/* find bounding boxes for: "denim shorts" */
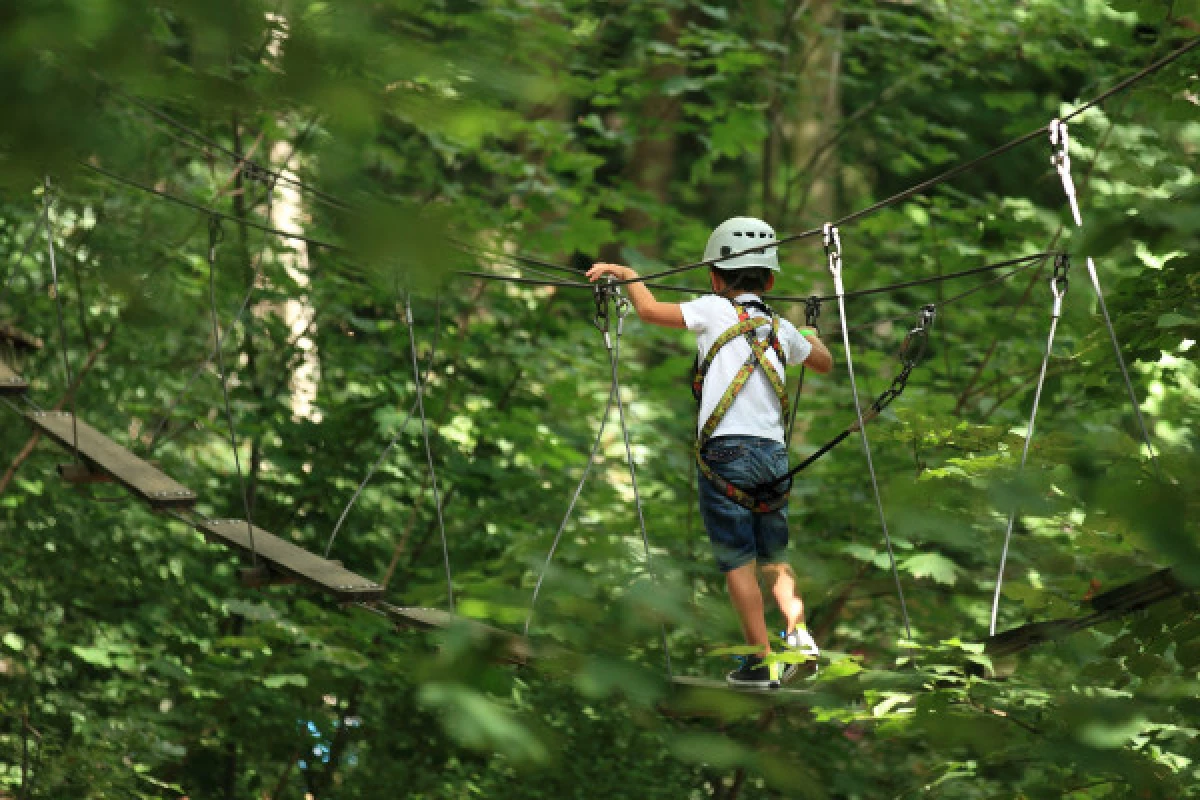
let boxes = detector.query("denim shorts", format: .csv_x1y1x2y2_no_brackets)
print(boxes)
697,435,790,573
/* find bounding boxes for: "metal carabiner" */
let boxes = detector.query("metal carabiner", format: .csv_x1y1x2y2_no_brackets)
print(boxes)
1050,253,1070,317
804,295,822,329
823,223,844,294
899,304,936,368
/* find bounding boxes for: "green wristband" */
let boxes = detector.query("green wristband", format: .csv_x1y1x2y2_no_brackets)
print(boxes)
798,327,817,337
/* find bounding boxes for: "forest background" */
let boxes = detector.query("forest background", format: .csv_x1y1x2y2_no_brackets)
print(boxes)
0,0,1198,797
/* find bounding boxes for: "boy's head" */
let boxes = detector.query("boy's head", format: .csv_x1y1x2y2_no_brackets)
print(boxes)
703,216,779,296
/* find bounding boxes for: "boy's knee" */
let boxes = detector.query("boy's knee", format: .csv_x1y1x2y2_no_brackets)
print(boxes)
759,562,795,581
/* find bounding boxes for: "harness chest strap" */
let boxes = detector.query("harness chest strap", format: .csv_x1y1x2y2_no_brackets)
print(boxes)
694,302,791,513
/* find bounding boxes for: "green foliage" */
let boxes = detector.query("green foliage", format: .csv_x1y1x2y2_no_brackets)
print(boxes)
1,0,1197,798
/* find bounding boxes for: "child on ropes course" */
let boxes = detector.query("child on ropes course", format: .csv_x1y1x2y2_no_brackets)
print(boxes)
587,216,833,689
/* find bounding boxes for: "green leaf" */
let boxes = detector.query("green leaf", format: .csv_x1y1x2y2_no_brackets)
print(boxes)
902,553,959,585
2,632,24,652
262,674,308,689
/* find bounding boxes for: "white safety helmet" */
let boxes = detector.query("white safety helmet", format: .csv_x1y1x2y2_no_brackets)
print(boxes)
703,216,780,272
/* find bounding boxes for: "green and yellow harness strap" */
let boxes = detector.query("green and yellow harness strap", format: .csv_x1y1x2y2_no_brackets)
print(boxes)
694,305,791,514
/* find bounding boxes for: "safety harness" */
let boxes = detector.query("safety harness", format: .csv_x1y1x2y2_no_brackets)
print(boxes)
692,298,791,514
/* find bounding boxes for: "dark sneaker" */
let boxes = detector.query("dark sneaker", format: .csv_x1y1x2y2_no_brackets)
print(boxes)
726,656,781,690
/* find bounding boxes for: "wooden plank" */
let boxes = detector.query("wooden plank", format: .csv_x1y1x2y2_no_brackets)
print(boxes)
986,569,1190,658
379,605,530,662
0,361,27,396
193,518,383,603
670,675,813,696
25,411,196,509
0,323,42,352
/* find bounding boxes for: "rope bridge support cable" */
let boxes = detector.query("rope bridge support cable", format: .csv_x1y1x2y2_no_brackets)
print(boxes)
206,217,258,566
988,255,1071,636
1049,117,1162,478
606,286,673,678
324,296,442,561
824,224,914,645
405,293,455,612
524,284,624,638
41,179,81,464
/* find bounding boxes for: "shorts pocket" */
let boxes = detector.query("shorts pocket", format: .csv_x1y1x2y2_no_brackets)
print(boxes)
702,443,745,464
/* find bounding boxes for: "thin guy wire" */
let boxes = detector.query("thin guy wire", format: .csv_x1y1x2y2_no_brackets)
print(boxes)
41,181,80,462
2,215,45,305
113,90,352,213
1083,258,1161,478
832,277,914,644
459,39,1199,290
406,293,454,611
608,305,673,677
206,220,258,565
324,295,443,559
145,189,280,453
79,161,349,255
525,354,619,637
989,284,1064,635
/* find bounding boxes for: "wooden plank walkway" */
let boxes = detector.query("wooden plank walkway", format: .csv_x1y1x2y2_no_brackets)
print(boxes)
670,675,813,696
377,604,530,661
193,518,383,603
25,411,197,509
0,361,27,396
0,323,42,353
986,568,1187,658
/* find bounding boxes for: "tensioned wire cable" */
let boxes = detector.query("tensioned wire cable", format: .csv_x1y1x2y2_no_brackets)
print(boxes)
525,334,620,638
607,296,673,677
324,295,443,560
989,265,1068,636
99,36,1198,291
206,217,259,565
41,180,81,463
825,226,914,644
406,292,455,611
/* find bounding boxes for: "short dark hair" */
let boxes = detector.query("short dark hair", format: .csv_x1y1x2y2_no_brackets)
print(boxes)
712,266,772,293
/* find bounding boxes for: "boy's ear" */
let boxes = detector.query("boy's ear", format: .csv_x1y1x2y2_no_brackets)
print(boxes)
765,273,776,292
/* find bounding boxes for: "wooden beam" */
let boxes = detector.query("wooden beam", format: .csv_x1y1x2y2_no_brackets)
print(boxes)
377,604,530,662
986,569,1189,659
25,411,197,509
669,675,813,696
57,462,115,484
193,518,383,603
0,361,27,396
0,323,42,353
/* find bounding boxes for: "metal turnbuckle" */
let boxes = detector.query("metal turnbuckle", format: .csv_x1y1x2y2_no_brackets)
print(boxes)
1050,253,1070,317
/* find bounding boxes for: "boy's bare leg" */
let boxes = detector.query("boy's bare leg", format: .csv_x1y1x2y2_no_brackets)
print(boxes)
760,563,805,633
726,562,770,657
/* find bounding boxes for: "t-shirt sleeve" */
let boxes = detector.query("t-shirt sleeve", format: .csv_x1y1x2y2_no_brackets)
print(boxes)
780,319,814,367
680,295,724,334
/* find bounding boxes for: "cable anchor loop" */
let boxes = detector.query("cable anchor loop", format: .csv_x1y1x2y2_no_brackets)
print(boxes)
1050,252,1070,316
1049,118,1082,227
207,215,224,262
804,295,822,329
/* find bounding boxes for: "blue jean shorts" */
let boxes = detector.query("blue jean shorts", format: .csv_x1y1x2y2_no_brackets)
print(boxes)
697,435,790,573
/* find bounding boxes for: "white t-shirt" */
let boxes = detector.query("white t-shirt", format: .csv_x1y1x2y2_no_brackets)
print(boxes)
680,293,813,443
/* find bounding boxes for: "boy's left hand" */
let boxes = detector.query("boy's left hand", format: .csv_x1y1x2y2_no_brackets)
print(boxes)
586,263,637,283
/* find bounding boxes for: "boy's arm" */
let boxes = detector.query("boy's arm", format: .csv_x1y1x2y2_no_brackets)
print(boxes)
801,333,834,373
586,263,686,329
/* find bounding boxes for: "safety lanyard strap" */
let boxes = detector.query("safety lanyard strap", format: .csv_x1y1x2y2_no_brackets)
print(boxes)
698,311,788,444
694,309,791,514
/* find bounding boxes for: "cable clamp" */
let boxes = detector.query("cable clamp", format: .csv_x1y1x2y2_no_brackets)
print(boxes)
804,295,822,330
207,215,224,263
1050,253,1070,316
823,223,844,293
1049,119,1082,227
